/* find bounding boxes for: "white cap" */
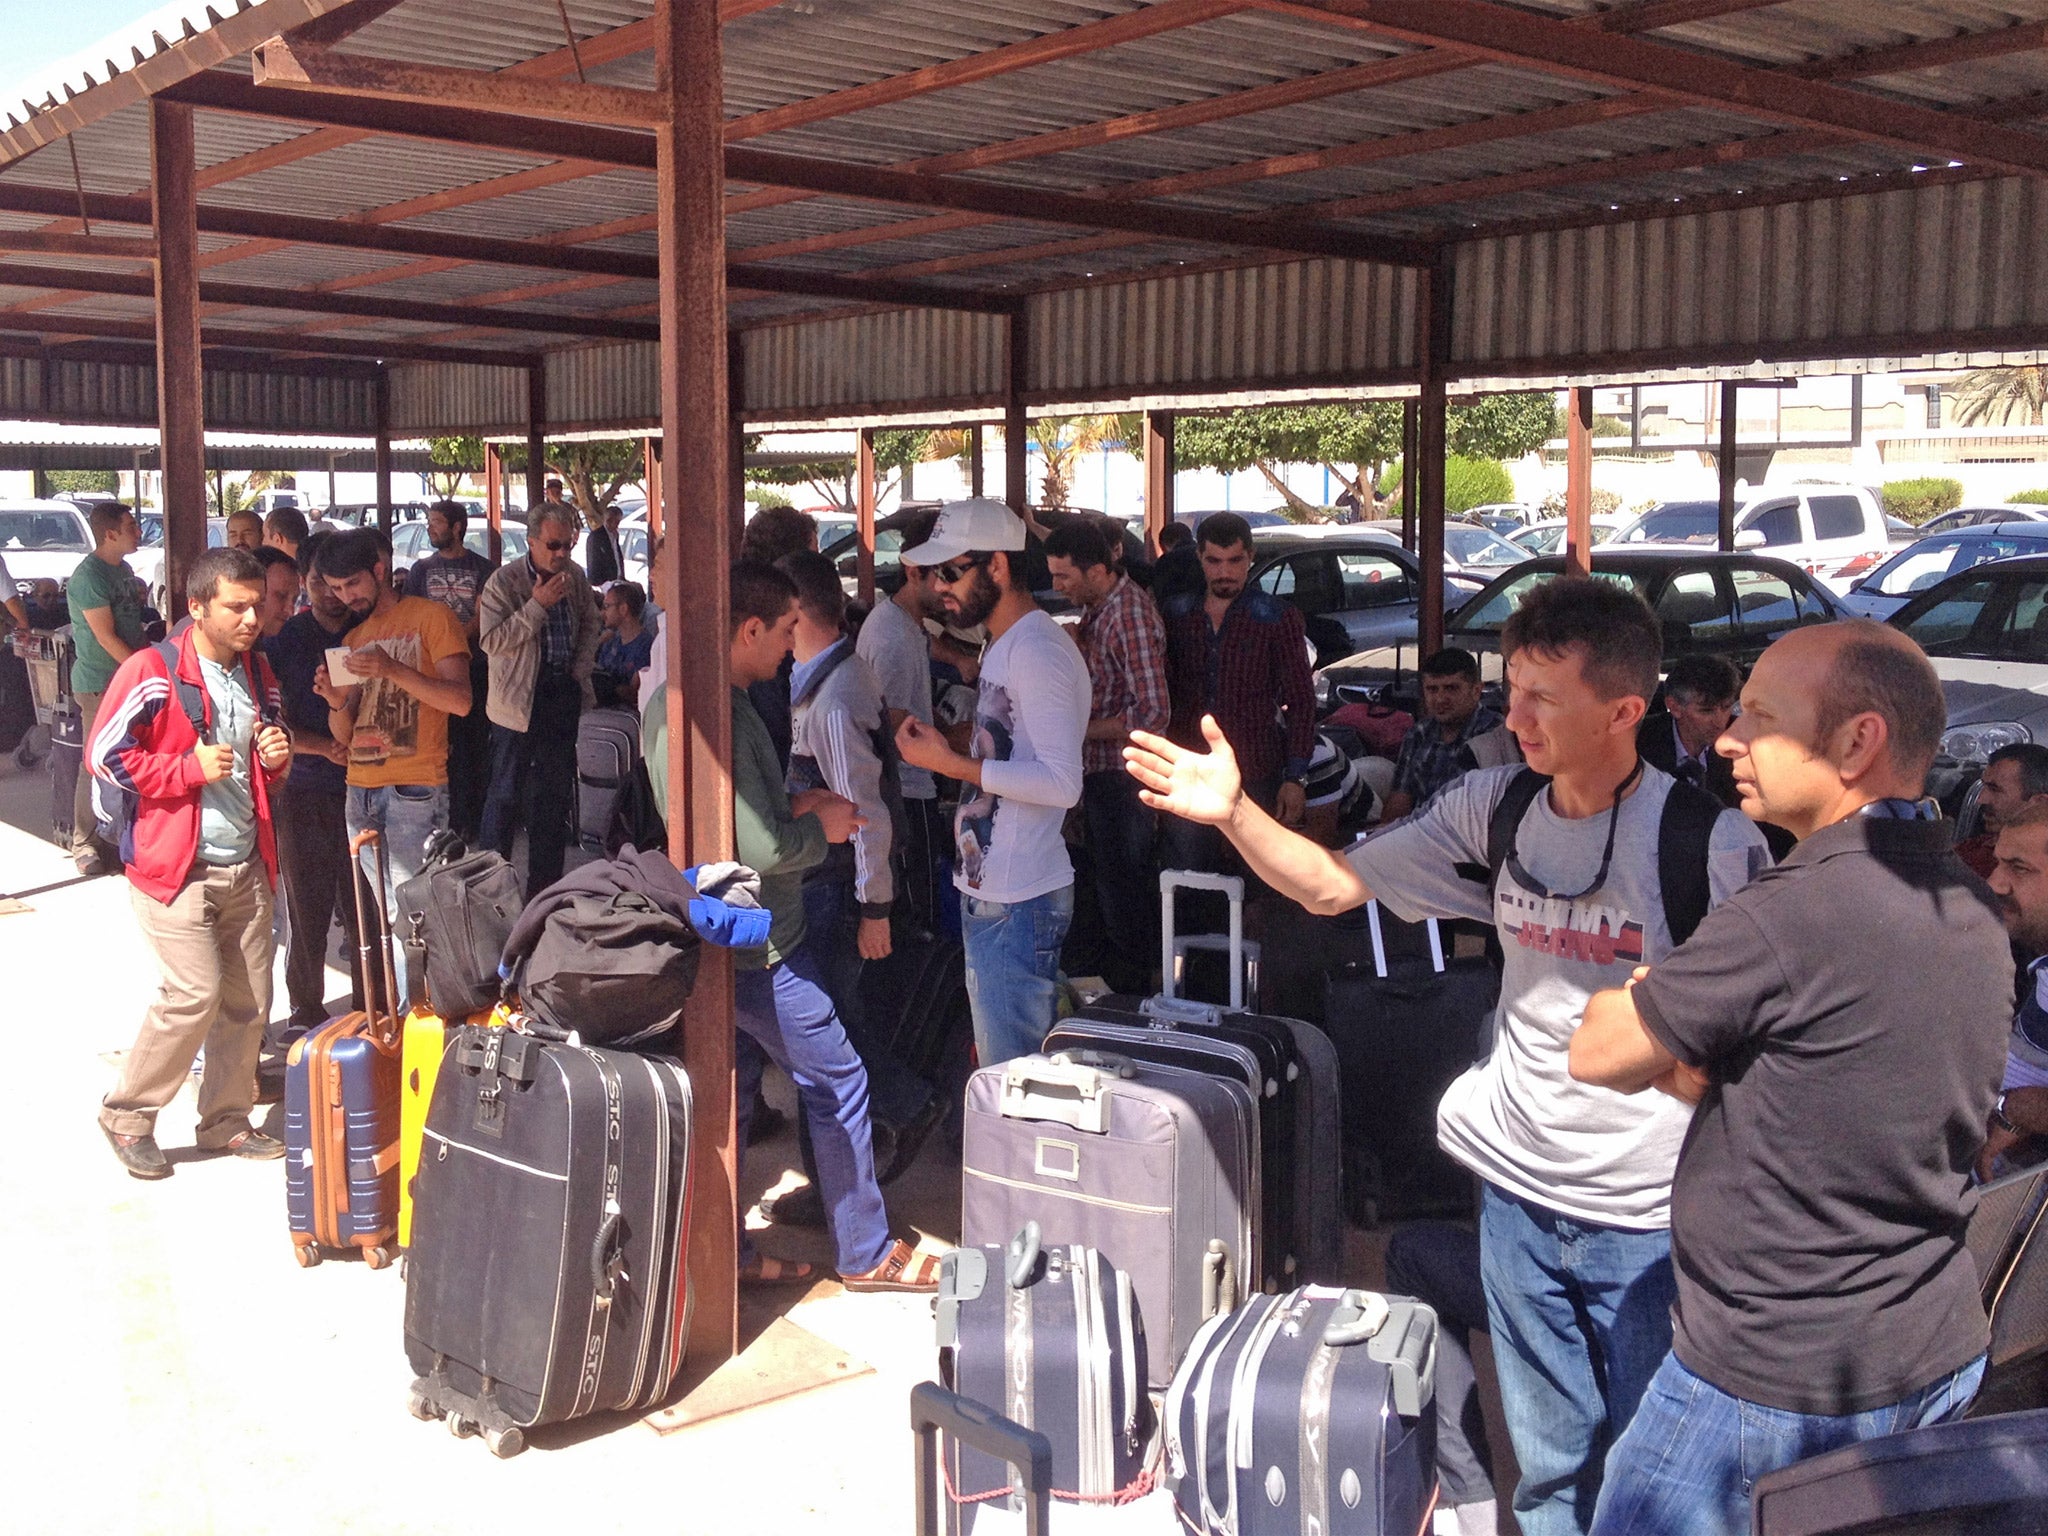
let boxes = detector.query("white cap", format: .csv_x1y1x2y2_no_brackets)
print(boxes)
899,496,1026,568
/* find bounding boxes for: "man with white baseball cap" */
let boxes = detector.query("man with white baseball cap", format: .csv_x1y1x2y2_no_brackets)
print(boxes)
893,498,1090,1066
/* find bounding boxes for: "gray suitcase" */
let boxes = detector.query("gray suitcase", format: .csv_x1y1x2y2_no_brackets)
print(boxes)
962,1048,1256,1393
936,1222,1152,1525
575,706,642,853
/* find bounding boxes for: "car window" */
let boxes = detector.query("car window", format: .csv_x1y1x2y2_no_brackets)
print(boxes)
1615,504,1717,545
1894,575,2048,661
1444,525,1524,565
1455,568,1644,632
1727,567,1811,636
1336,550,1411,608
1743,501,1802,548
1873,539,1969,596
1808,495,1867,542
1653,569,1733,643
0,511,89,552
1256,559,1297,599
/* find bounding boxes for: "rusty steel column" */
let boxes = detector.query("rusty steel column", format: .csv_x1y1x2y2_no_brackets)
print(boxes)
1416,260,1450,660
728,333,747,545
151,100,205,610
970,423,985,497
373,368,393,533
856,426,877,606
1565,386,1594,577
484,443,503,560
1143,410,1174,554
644,435,662,539
1718,380,1739,553
1400,397,1418,553
1004,314,1028,516
525,366,546,522
655,0,738,1367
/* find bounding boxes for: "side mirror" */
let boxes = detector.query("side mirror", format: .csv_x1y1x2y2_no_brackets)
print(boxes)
1734,528,1766,550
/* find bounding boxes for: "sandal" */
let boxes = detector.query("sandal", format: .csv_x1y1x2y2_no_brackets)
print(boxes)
739,1254,816,1286
841,1238,942,1294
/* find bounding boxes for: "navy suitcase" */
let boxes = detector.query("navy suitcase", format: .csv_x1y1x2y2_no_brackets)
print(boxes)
937,1222,1153,1525
284,828,404,1269
403,1021,695,1457
1167,1286,1439,1536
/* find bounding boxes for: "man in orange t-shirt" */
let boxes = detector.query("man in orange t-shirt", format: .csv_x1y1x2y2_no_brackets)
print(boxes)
310,529,472,1004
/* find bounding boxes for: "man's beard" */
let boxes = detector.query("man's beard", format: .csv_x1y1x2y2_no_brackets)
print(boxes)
1207,578,1242,601
947,565,1000,629
433,531,462,554
346,596,375,620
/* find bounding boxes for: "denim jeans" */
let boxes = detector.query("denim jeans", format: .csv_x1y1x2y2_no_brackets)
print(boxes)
346,781,448,1010
1385,1221,1496,1509
961,883,1074,1068
733,939,893,1277
480,669,581,899
1479,1182,1678,1536
1080,771,1159,994
1591,1350,1987,1536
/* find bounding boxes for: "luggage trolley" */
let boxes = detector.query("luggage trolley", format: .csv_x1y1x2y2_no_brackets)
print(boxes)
12,627,71,769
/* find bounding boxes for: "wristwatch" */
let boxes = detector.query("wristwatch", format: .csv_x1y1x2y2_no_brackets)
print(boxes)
1993,1091,2022,1136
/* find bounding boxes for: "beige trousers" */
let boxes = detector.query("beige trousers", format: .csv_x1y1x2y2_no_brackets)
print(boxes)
101,860,275,1145
71,689,101,857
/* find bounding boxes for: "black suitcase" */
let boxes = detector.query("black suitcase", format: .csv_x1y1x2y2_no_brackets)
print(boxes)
0,646,32,756
1324,902,1496,1228
1166,1286,1438,1536
937,1222,1153,1523
403,1023,694,1457
48,698,81,849
1049,870,1344,1291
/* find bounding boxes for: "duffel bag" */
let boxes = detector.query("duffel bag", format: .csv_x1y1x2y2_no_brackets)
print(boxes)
394,831,524,1016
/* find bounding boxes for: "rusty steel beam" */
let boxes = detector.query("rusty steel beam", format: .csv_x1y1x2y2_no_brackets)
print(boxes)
0,309,539,367
253,37,668,127
1791,19,2048,82
285,0,415,49
0,230,158,260
153,99,206,616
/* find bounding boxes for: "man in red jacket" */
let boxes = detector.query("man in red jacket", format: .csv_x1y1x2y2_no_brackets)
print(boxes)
92,547,293,1179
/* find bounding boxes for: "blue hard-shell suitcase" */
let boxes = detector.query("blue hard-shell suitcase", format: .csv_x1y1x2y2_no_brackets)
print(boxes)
284,828,403,1269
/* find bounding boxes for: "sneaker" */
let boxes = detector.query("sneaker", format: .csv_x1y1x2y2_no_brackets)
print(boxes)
101,1124,171,1180
73,849,105,879
222,1129,287,1161
762,1181,826,1229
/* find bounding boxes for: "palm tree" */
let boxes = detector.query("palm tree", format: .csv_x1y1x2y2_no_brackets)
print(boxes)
1026,415,1122,508
1954,366,2048,427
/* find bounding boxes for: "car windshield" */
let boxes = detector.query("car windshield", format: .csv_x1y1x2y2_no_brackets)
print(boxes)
1445,524,1525,565
1514,526,1563,555
1869,536,2048,597
1896,573,2048,662
1454,567,1647,633
0,509,89,553
1614,502,1718,545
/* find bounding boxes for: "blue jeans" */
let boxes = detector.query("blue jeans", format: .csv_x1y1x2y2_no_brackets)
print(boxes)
1592,1350,1986,1536
346,781,448,1010
733,940,892,1277
1480,1182,1677,1536
960,884,1074,1068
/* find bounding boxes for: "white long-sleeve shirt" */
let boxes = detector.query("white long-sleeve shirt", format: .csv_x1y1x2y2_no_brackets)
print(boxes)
954,608,1089,905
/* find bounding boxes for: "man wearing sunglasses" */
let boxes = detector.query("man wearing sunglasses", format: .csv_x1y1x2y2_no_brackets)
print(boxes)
895,497,1091,1067
478,504,603,897
1127,576,1770,1536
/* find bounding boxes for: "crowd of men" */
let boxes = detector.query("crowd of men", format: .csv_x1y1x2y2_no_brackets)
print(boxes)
66,489,2045,1534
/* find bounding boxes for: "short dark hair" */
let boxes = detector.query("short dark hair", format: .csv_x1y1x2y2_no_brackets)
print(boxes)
1158,521,1191,551
253,545,297,576
895,509,938,565
428,498,468,528
1500,575,1660,702
1813,623,1947,784
226,507,263,529
187,546,264,607
298,529,332,579
264,506,309,546
314,528,384,582
730,558,797,637
1663,653,1742,709
89,502,134,541
607,580,646,619
1043,518,1113,572
1422,646,1480,683
1195,512,1254,555
1990,742,2048,798
741,505,818,566
777,550,846,631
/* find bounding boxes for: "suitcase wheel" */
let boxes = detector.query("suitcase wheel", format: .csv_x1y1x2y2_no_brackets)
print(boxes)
363,1244,394,1271
485,1427,525,1460
406,1387,441,1423
293,1243,322,1269
447,1413,479,1440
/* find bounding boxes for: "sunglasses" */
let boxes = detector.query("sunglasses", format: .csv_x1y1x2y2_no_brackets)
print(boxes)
538,539,574,553
933,553,994,585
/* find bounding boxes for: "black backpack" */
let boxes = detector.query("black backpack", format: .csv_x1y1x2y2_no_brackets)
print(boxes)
394,831,525,1017
1461,765,1727,947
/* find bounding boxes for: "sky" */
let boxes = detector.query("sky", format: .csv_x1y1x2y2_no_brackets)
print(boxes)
0,0,176,110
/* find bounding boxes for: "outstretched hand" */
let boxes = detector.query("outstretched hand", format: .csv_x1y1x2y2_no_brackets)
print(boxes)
1124,715,1243,826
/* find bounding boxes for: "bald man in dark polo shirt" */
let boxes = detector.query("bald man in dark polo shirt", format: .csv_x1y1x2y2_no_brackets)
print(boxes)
1568,619,2011,1536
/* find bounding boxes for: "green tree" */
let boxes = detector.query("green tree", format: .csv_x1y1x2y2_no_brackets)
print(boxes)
1954,366,2048,427
1027,416,1124,509
1172,403,1404,516
543,440,642,527
1447,392,1561,461
1444,456,1516,514
743,430,933,512
46,469,118,495
425,436,482,498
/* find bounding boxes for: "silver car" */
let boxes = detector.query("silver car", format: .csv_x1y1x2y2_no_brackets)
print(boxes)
1839,522,2048,620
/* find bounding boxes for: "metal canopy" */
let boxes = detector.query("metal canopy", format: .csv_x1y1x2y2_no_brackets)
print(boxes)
0,0,2043,426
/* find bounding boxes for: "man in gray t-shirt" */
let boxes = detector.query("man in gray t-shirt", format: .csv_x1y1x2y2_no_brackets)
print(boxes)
1126,577,1768,1536
855,521,949,930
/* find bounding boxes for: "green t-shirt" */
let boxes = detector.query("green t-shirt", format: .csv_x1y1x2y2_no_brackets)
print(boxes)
67,553,144,695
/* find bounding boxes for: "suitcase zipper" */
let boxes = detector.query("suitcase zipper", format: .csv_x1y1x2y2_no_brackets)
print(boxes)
420,1127,569,1181
963,1166,1171,1216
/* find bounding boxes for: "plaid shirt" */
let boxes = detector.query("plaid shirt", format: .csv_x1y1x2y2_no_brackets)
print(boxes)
1390,705,1504,807
1077,574,1171,775
530,556,575,669
1163,588,1317,792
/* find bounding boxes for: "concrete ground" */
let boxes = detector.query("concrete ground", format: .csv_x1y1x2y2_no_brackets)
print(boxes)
0,721,1518,1536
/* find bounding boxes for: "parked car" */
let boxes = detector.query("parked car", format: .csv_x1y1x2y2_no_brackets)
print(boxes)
1837,522,2048,619
1915,503,2048,537
572,518,650,590
1314,549,1841,706
1510,515,1627,557
1246,530,1485,665
1612,485,1891,593
0,500,94,599
389,518,528,582
1884,554,2048,806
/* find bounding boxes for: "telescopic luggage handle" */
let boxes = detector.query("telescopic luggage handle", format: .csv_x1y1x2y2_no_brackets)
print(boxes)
911,1383,1052,1536
1158,869,1246,1010
347,827,403,1049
